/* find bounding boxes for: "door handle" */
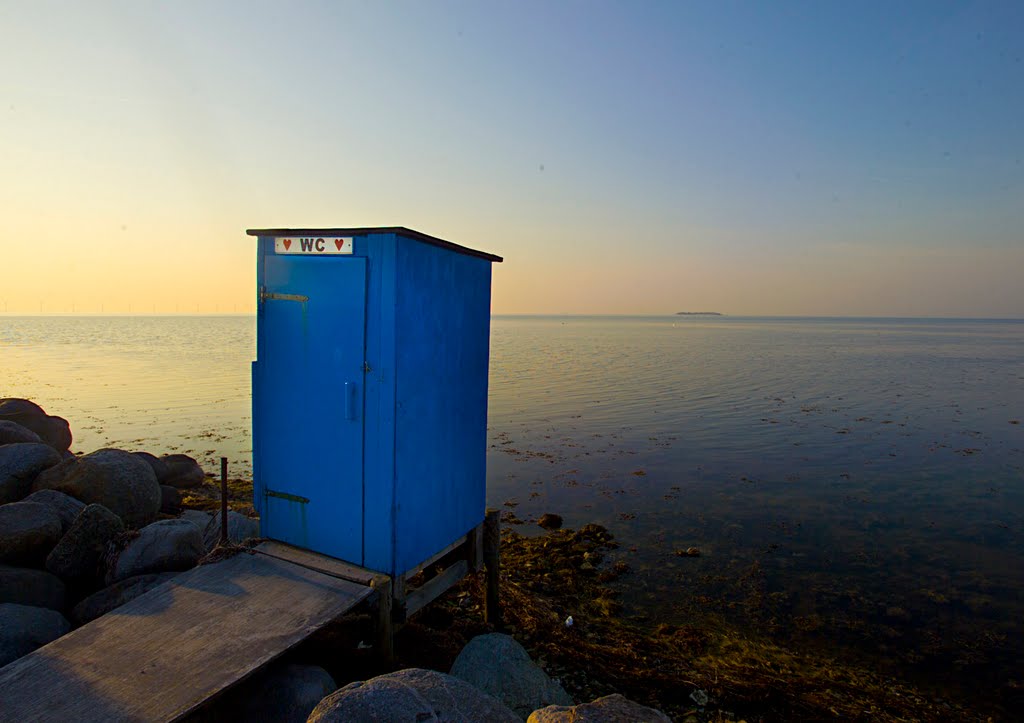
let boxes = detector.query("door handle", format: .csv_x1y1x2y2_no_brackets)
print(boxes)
344,381,358,421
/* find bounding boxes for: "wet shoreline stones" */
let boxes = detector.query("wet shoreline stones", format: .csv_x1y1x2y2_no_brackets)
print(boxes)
0,398,261,668
33,449,162,528
0,399,677,721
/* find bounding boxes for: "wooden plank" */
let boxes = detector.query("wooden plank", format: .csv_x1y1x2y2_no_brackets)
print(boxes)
254,540,377,585
404,559,468,618
0,550,372,723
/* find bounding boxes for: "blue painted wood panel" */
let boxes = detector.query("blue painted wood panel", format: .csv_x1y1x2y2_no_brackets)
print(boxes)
252,229,497,577
254,254,367,563
393,241,492,574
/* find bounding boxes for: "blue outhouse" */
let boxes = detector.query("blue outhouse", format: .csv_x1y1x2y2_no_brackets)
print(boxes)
247,227,502,579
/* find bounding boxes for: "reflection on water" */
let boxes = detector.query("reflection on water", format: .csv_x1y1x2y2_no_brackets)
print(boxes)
486,315,1024,700
1,314,1022,699
0,316,255,476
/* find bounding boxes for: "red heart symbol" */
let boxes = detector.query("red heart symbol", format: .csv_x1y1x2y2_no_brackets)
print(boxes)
335,239,344,251
283,239,292,250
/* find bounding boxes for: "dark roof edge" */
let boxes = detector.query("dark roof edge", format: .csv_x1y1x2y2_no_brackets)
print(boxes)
245,226,503,263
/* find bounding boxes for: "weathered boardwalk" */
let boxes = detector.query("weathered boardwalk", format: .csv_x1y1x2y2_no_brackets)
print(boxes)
0,543,374,723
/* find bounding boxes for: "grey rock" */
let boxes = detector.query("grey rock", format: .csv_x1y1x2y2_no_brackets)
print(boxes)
160,485,182,514
33,448,161,528
186,662,335,723
308,668,519,723
179,510,212,531
22,490,86,533
451,633,572,719
0,565,66,610
134,452,171,484
0,501,63,565
202,510,259,552
0,443,62,504
537,513,564,531
160,453,205,489
46,504,124,584
106,519,205,583
0,421,43,445
0,399,72,453
0,399,47,417
527,694,672,723
70,572,179,625
0,602,71,667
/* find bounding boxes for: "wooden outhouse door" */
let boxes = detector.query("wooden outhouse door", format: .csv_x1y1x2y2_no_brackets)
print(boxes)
255,254,367,563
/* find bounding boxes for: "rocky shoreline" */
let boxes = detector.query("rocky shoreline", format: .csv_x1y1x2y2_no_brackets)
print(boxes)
0,398,678,721
0,398,1003,721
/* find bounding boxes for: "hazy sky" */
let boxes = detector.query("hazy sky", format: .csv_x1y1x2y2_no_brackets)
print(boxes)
2,1,1022,316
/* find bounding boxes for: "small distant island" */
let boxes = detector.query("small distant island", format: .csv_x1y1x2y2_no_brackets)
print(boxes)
675,311,723,316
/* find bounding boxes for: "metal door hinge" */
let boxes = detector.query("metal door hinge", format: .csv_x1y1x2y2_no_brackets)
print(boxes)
259,286,309,304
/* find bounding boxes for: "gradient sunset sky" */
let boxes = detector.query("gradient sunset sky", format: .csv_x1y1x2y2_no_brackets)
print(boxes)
2,1,1022,316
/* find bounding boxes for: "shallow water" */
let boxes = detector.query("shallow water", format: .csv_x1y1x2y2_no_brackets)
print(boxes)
2,314,1022,695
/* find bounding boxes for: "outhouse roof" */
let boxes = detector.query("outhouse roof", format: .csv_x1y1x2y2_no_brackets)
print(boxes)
246,227,503,263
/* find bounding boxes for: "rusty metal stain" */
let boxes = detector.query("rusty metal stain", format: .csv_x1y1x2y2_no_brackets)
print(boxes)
265,488,310,504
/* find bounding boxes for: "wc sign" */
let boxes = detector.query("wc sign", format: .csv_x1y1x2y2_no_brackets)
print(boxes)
274,237,353,255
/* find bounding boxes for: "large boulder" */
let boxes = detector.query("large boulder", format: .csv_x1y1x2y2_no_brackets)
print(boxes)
0,501,63,565
0,399,72,453
106,519,205,583
308,668,520,723
0,400,46,417
0,421,42,445
22,490,86,533
133,452,171,484
527,694,672,723
0,565,66,610
0,443,62,504
71,572,179,625
160,454,205,489
187,662,335,723
0,603,70,667
46,504,124,584
450,633,573,718
32,448,161,528
202,510,259,552
160,485,182,514
179,510,212,531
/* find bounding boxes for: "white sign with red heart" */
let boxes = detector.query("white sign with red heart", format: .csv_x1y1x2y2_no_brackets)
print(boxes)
274,237,353,254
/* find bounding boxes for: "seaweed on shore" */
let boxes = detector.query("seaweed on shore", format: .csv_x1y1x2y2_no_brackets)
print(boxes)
179,475,256,516
426,525,995,722
181,484,1000,720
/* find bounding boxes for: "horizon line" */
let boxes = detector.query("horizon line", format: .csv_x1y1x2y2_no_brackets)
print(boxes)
1,312,1022,321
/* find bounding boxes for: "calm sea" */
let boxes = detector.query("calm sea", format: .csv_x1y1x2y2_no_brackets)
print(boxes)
2,314,1022,696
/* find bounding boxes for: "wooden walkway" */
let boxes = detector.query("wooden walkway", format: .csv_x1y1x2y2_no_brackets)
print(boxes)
0,543,374,723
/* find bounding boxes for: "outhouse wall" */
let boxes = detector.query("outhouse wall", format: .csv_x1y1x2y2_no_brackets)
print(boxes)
392,238,492,575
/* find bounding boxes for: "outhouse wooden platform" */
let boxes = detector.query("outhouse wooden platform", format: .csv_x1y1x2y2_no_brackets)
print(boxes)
0,543,378,723
0,513,499,723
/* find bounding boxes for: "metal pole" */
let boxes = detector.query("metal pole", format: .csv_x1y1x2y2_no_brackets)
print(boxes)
483,508,502,628
220,457,229,546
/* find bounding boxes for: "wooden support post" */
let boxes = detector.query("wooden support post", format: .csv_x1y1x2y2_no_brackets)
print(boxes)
370,575,394,665
468,520,485,573
483,508,502,628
